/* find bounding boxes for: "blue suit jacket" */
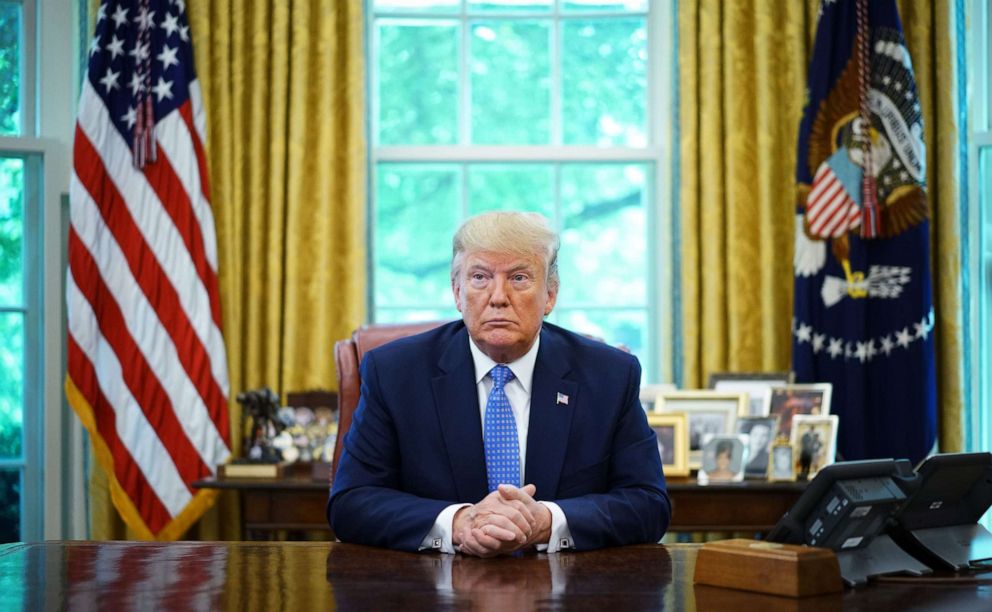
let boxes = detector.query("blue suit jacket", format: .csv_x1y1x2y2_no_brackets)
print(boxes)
327,321,671,551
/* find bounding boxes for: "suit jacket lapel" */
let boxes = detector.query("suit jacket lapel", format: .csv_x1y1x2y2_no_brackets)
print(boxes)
431,327,489,502
525,326,576,499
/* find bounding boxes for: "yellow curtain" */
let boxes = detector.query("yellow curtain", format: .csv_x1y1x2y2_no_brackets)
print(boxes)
678,1,962,448
678,0,815,386
89,0,366,539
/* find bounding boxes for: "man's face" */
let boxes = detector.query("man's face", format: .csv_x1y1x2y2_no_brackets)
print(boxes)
453,249,557,363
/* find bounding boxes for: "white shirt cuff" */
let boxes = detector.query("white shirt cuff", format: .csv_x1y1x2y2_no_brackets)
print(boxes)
536,501,573,552
419,503,470,554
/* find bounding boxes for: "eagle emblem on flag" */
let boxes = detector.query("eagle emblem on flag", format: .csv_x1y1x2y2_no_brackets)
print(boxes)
794,27,928,308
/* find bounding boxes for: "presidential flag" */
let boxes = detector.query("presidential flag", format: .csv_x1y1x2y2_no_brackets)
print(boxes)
66,0,231,539
792,0,935,464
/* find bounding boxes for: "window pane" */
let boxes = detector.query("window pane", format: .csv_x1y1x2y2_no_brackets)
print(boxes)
374,164,459,308
0,157,23,305
469,0,552,12
555,308,650,379
374,0,460,12
982,146,992,454
471,21,550,144
0,3,19,136
558,163,648,305
377,21,459,145
0,312,22,458
0,469,18,542
562,0,648,12
467,164,553,216
562,19,647,146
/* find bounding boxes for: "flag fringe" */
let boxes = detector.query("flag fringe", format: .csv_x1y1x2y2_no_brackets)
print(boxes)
65,373,221,541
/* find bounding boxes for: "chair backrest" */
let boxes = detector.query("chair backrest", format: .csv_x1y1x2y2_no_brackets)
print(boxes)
332,321,448,479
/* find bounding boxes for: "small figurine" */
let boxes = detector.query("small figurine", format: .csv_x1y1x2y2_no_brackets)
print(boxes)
236,387,285,463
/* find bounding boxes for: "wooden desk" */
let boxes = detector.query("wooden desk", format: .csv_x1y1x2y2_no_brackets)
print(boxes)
3,541,990,610
194,475,805,539
666,478,807,532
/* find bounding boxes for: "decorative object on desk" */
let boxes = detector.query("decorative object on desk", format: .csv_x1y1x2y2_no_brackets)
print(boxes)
693,539,842,598
766,383,832,440
279,405,338,466
790,414,839,481
639,383,677,412
220,460,288,479
647,413,689,477
708,371,794,416
236,387,285,463
769,438,796,482
736,416,779,479
656,390,747,469
285,388,339,465
697,434,747,484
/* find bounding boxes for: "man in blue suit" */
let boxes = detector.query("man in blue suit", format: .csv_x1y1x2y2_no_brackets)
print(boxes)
328,212,670,556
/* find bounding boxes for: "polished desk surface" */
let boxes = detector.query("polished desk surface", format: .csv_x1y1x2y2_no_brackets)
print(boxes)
3,541,992,611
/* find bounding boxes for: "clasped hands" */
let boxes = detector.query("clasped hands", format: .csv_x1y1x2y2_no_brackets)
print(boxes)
452,484,552,557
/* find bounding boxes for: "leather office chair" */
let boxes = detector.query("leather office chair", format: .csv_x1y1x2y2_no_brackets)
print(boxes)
331,321,450,480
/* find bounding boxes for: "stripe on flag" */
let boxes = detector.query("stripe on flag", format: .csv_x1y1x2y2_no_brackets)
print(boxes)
806,149,863,238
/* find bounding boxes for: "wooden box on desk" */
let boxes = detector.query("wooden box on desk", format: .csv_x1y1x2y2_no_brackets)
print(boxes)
693,539,842,597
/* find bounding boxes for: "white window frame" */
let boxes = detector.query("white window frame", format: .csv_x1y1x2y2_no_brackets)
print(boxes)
965,0,991,459
367,0,678,382
0,0,84,541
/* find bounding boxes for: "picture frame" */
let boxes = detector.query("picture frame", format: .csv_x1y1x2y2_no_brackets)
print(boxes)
646,413,689,477
655,391,748,469
789,414,840,481
765,383,833,440
735,415,779,479
768,440,795,481
639,383,678,413
697,434,748,484
708,371,794,417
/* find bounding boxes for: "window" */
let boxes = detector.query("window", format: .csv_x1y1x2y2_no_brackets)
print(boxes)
0,0,44,543
368,0,677,381
965,0,992,461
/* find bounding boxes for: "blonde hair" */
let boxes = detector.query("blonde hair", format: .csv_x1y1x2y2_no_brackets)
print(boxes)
451,211,560,289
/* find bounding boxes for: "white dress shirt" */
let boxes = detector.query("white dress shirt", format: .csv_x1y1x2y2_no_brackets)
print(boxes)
419,333,573,553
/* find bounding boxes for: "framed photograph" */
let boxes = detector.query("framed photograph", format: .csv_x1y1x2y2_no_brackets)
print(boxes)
646,413,689,477
639,383,678,412
697,434,748,484
769,441,795,481
790,414,840,481
656,391,748,469
765,383,833,440
708,371,794,416
736,415,778,479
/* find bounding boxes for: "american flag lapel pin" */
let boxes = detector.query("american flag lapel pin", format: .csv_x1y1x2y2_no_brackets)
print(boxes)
556,392,569,406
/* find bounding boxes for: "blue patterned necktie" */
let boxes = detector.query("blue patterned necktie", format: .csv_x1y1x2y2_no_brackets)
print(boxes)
484,364,520,492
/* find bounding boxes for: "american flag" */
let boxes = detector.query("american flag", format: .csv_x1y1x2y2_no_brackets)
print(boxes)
806,148,862,239
66,0,231,539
